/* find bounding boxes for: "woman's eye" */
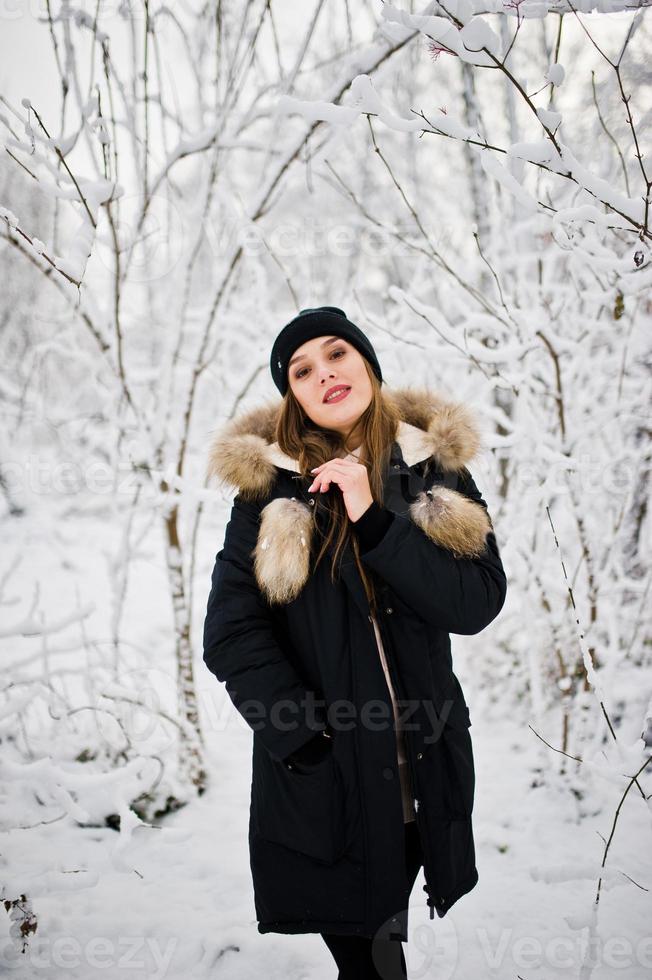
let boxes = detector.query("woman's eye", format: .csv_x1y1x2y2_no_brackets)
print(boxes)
295,349,345,380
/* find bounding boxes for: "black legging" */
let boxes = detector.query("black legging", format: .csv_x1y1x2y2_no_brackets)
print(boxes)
320,820,423,979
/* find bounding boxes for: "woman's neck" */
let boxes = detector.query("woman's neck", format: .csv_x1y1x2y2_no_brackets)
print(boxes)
343,443,362,458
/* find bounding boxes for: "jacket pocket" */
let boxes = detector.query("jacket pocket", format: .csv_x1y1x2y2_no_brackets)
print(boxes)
253,749,346,864
419,705,475,819
439,718,475,817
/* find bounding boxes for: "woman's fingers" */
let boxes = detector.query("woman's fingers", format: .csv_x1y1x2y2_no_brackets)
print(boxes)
309,467,347,492
308,470,336,492
306,459,373,522
307,459,361,493
308,458,349,492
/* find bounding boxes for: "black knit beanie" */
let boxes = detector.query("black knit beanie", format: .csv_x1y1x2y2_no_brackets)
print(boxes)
270,306,383,397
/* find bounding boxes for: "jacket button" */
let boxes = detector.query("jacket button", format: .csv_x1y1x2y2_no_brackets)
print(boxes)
308,498,315,506
416,752,423,760
382,767,394,780
386,607,393,615
393,463,401,470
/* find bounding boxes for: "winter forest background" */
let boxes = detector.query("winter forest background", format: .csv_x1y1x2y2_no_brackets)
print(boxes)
1,0,651,977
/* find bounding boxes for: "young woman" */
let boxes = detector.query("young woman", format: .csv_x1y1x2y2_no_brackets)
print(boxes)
203,306,507,979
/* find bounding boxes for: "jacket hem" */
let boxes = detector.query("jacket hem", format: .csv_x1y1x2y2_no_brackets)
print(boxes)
257,920,368,937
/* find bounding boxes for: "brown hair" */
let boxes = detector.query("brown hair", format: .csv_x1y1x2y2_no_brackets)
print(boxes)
274,364,401,617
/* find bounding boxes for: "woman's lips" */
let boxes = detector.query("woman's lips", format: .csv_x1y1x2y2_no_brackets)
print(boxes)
323,387,351,404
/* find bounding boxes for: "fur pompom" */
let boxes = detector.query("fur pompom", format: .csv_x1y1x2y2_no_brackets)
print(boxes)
253,497,314,604
409,487,491,558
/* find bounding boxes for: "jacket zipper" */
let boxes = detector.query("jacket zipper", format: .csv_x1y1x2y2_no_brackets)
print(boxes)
370,606,442,920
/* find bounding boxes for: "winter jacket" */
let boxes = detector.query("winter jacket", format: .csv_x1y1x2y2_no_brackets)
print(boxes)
202,385,507,940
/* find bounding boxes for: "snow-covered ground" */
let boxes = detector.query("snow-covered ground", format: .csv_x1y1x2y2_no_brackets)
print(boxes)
2,687,649,980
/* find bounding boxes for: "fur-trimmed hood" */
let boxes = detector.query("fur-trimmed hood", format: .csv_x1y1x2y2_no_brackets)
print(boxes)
206,386,493,604
206,386,483,499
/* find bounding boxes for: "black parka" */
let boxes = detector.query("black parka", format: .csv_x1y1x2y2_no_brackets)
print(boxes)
202,386,507,941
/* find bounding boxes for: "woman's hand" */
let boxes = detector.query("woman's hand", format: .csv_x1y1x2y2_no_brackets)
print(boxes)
308,458,374,523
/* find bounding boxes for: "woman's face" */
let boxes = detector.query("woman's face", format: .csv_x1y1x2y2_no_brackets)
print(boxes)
287,334,373,439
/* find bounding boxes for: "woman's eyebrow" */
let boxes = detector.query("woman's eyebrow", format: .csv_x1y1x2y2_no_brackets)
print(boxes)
289,337,341,368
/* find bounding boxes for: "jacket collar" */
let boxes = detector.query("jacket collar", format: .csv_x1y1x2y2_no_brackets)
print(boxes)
206,385,484,499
